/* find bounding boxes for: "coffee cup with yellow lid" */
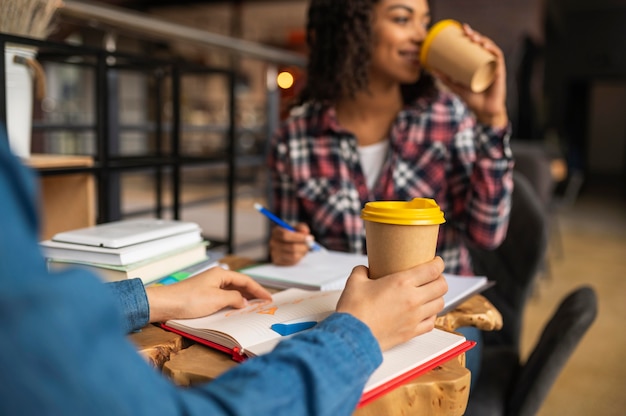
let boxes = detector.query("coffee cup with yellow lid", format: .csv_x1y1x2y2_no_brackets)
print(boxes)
420,19,496,93
361,198,445,280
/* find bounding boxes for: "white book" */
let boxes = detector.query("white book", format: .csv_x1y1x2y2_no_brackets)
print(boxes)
162,288,473,407
242,250,492,313
51,218,201,249
40,230,203,266
440,273,493,314
47,242,209,284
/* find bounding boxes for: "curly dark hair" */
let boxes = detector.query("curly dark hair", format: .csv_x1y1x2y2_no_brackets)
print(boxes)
298,0,436,106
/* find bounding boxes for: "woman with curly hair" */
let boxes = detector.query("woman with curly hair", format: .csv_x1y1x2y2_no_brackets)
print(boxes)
267,0,513,385
268,0,514,280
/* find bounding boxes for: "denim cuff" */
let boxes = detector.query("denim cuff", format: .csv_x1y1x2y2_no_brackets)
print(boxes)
106,278,150,333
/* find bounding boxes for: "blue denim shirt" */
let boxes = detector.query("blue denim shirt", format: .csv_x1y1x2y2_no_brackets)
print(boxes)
107,278,150,333
0,129,382,415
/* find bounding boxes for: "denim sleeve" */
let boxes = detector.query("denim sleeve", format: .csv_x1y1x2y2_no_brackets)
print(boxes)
183,312,383,415
105,279,150,333
0,131,383,416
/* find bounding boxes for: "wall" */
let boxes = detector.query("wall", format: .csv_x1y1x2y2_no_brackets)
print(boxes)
432,0,547,136
432,0,546,51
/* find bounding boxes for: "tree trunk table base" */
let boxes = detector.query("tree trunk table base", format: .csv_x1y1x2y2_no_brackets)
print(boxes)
162,344,237,387
435,295,503,332
160,343,470,416
128,324,189,369
355,355,470,416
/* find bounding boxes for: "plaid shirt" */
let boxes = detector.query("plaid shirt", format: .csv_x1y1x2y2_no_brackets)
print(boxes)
268,90,514,275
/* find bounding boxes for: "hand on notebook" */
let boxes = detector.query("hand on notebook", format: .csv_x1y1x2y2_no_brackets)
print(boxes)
269,222,315,265
145,267,272,323
336,257,448,352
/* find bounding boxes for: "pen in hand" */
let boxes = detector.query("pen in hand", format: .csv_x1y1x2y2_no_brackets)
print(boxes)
253,203,324,252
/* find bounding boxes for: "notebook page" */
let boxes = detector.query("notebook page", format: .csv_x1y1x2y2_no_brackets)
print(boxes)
166,289,342,350
441,274,491,314
244,250,368,290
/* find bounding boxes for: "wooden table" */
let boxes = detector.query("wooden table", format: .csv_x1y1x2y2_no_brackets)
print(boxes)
129,256,502,416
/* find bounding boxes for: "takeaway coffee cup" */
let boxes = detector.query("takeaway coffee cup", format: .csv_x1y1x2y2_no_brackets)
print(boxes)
361,198,445,280
420,19,496,93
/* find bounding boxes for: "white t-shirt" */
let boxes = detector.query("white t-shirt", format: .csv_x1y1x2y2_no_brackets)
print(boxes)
358,140,389,191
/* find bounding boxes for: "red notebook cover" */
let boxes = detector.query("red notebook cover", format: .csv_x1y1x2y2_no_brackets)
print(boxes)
357,339,475,407
160,323,248,362
161,322,476,402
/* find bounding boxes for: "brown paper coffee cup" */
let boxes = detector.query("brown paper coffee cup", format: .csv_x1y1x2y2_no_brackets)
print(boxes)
420,19,496,93
361,198,445,280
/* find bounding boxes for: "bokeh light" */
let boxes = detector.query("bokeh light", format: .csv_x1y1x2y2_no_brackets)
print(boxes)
277,71,294,89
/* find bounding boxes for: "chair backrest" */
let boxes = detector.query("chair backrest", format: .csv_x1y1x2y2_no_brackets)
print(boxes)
509,285,598,416
510,141,556,209
467,172,549,350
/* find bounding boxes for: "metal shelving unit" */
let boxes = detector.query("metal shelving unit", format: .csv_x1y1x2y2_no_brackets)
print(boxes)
1,1,305,256
1,32,238,252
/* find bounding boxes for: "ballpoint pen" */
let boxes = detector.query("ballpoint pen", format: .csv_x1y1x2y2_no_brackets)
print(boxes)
253,203,324,252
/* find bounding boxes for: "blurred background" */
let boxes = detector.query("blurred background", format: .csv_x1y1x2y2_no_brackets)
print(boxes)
2,1,624,414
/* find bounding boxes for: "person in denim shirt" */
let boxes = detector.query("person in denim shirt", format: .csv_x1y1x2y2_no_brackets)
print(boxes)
0,126,447,416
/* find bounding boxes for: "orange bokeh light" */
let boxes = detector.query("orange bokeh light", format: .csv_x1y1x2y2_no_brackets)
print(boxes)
277,71,294,89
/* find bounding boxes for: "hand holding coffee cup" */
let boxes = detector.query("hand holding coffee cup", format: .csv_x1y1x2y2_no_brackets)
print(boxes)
361,198,446,280
420,19,497,93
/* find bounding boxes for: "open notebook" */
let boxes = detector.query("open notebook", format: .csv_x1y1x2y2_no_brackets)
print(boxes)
161,288,474,407
242,250,492,314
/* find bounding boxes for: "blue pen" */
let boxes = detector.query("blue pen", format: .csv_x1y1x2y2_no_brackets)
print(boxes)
254,203,324,251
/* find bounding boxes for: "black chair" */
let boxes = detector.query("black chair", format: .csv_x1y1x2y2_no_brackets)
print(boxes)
464,172,598,416
510,141,556,209
510,140,583,266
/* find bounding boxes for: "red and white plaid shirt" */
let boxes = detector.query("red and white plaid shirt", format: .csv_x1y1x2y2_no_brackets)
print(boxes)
268,90,514,275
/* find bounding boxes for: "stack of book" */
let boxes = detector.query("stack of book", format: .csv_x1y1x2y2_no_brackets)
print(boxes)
40,219,217,285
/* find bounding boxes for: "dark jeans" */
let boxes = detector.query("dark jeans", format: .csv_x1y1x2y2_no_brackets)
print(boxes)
456,326,483,391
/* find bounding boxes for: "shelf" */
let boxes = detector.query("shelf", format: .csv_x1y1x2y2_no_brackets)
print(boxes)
26,154,96,240
27,154,94,169
32,122,265,135
1,31,277,255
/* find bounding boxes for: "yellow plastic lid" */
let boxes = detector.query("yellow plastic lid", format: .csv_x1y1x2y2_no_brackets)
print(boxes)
361,198,446,225
419,19,462,70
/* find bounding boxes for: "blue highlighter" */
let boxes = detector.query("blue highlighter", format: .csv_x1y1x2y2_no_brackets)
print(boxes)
270,321,318,336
